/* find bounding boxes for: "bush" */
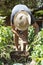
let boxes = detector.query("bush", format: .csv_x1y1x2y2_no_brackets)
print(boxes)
28,26,35,43
0,26,15,64
31,29,43,65
0,16,6,26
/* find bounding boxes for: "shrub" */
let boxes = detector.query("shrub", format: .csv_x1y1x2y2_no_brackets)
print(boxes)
0,16,6,26
0,26,14,64
28,26,35,43
31,29,43,65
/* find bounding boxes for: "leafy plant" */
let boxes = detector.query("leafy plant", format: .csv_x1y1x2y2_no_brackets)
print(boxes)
34,10,43,18
35,10,43,16
0,16,6,25
31,29,43,65
0,26,15,64
28,26,35,43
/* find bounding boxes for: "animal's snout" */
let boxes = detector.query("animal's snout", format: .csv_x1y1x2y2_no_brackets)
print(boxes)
19,15,28,26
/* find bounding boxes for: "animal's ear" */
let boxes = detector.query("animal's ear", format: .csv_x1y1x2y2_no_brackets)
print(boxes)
27,14,31,25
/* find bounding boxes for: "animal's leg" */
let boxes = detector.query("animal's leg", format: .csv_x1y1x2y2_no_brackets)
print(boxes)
22,30,28,51
15,33,19,51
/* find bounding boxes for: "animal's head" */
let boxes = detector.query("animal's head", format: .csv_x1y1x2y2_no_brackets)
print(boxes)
13,11,31,31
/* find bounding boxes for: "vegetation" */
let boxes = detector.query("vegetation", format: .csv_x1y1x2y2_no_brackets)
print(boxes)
0,0,43,65
28,26,35,43
34,10,43,18
30,29,43,65
0,17,6,26
0,17,14,65
0,0,43,16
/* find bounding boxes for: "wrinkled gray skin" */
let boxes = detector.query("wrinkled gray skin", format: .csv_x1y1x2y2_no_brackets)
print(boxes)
11,4,35,24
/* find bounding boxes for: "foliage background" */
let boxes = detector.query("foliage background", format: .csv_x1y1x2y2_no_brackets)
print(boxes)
0,0,43,16
0,0,43,65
